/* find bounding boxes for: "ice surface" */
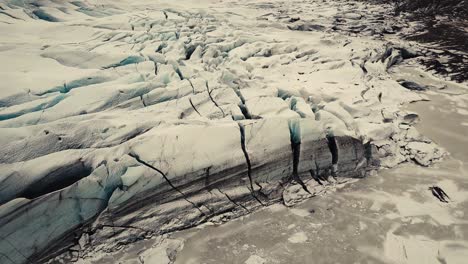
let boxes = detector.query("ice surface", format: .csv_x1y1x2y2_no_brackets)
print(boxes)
0,0,460,263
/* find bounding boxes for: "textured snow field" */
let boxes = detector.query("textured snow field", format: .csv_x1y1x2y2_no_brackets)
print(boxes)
0,0,466,263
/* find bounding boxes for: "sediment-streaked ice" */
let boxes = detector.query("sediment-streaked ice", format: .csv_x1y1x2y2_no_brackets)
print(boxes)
0,0,462,263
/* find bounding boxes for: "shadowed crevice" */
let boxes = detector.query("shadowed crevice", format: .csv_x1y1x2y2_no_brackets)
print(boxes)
238,123,266,206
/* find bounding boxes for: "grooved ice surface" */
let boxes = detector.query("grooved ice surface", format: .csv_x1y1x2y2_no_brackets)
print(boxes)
0,0,449,263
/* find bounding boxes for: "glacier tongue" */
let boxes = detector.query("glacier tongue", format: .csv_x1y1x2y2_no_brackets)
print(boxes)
0,0,450,263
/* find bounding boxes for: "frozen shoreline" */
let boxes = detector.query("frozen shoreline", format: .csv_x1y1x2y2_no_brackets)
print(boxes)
0,0,466,263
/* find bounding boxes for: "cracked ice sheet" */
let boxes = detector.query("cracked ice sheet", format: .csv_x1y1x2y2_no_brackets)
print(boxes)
0,22,100,99
170,82,468,264
0,0,466,263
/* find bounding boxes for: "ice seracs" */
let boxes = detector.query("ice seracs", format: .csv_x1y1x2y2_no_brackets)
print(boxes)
0,0,451,263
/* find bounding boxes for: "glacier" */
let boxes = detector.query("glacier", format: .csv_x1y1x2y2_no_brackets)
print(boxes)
0,0,462,263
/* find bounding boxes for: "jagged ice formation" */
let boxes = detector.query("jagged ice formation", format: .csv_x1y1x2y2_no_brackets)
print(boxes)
0,0,448,263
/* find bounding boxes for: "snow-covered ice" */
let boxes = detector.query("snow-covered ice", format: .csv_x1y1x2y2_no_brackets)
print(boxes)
0,0,464,263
